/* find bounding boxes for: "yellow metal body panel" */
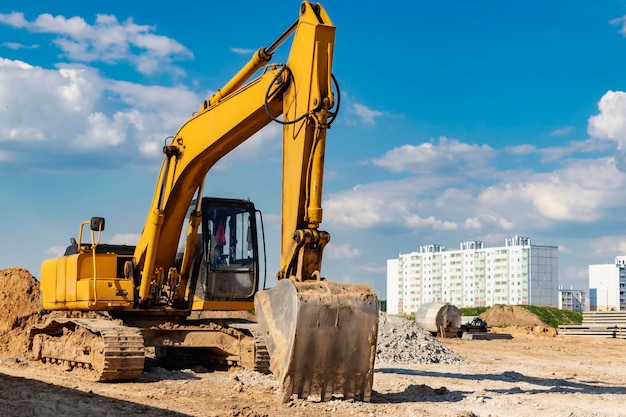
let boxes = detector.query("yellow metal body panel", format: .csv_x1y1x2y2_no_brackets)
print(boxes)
40,252,133,311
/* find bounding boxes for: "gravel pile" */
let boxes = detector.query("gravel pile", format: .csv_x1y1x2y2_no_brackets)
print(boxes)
376,313,466,365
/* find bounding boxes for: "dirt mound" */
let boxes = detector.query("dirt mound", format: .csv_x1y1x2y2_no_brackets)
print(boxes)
479,304,546,327
0,267,43,357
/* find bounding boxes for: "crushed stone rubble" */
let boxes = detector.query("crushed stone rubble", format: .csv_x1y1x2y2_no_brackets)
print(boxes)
376,313,467,365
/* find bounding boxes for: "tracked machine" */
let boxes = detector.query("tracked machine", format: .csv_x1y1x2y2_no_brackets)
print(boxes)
31,2,379,402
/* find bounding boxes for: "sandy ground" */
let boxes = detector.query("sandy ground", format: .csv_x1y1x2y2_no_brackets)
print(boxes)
0,330,623,417
0,269,622,416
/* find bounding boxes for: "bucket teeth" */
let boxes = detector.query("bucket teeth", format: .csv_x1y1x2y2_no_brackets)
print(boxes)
281,375,294,404
297,375,310,399
320,379,332,401
279,370,373,402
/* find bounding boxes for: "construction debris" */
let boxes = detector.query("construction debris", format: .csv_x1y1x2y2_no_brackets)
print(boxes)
376,313,466,365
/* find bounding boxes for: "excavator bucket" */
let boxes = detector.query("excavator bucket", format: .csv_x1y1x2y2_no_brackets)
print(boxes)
254,279,379,403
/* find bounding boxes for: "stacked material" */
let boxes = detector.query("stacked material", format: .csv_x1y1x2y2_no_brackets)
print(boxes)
558,311,626,338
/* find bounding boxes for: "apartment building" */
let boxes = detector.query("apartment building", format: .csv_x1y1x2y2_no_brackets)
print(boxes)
387,236,558,315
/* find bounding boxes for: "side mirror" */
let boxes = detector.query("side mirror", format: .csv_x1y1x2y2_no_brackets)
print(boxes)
90,217,106,232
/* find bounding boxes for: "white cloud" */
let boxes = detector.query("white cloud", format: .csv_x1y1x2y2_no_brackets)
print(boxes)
610,15,626,35
0,12,192,75
505,138,611,163
460,214,515,231
325,134,626,238
230,47,256,55
464,217,482,229
0,56,32,70
349,103,383,125
0,12,28,28
139,141,159,157
558,245,572,254
325,243,362,260
372,137,495,175
74,110,142,149
108,233,140,245
354,263,386,274
588,91,626,143
478,157,625,223
0,57,201,166
588,90,626,169
323,137,501,233
507,144,537,155
57,67,102,112
1,42,39,50
324,190,392,229
590,235,626,256
44,246,66,258
324,178,456,231
548,126,574,137
537,138,612,163
406,214,457,230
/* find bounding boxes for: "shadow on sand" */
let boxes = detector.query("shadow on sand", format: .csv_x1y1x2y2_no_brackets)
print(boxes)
0,372,191,417
376,367,624,397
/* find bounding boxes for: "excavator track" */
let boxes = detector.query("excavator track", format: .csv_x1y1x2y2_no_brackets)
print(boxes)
173,319,270,374
29,318,145,381
252,329,270,374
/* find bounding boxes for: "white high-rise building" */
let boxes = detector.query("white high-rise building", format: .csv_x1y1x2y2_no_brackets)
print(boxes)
386,236,558,315
589,256,626,311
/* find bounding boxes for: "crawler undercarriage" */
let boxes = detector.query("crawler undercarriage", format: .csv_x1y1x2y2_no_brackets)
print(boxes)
29,317,269,381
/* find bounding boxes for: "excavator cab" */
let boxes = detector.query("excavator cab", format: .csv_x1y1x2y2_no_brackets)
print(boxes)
187,197,263,311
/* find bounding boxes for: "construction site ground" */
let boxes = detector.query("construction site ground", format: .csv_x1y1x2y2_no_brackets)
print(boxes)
1,268,624,417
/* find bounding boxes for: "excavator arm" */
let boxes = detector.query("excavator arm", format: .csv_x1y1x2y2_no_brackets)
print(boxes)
133,2,337,304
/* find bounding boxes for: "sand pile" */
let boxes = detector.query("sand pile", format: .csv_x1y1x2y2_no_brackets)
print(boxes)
479,305,546,327
479,304,557,337
0,267,43,357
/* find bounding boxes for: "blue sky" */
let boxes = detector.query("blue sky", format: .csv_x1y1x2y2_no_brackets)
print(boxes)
2,1,626,299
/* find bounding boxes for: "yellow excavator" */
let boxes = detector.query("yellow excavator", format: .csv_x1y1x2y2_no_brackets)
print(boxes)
30,2,379,403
